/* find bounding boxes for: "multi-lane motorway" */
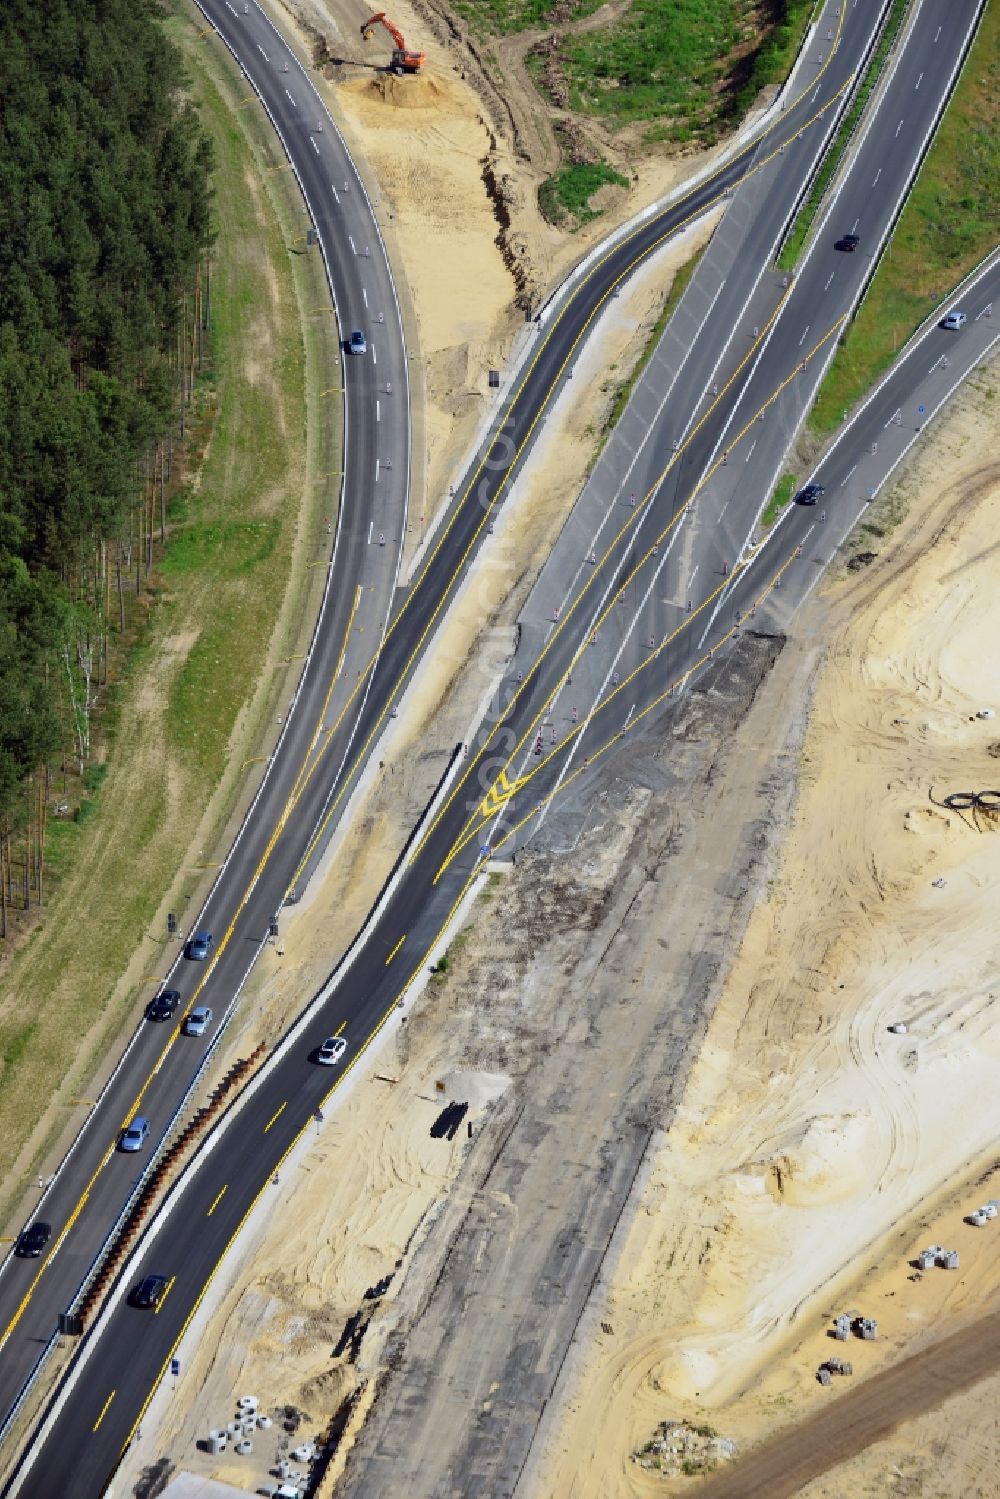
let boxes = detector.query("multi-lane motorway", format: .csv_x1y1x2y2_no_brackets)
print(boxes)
0,0,872,1440
3,0,994,1491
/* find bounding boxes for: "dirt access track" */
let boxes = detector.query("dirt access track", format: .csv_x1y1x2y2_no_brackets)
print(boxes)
694,1311,1000,1499
272,0,760,524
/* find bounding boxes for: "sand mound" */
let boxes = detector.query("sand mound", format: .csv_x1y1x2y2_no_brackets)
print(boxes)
345,70,456,112
440,1070,511,1113
747,1114,873,1207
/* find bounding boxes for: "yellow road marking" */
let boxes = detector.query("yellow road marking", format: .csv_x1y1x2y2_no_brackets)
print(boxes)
206,1186,228,1218
334,1019,347,1036
119,840,545,1460
283,55,855,893
0,588,362,1351
263,1102,287,1135
113,38,856,1446
385,935,406,966
476,550,798,859
93,1390,115,1433
432,315,846,876
154,1275,176,1316
4,9,854,1368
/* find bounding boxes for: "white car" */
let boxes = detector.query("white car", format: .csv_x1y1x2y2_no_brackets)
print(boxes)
940,309,967,330
315,1036,348,1066
183,1006,213,1037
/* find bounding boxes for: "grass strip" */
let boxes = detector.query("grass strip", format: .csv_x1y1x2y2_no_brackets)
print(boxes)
810,1,998,435
778,0,909,271
538,160,630,228
761,472,799,529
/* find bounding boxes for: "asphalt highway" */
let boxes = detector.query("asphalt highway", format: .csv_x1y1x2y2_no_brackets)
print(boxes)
0,0,878,1437
5,0,993,1491
422,0,988,873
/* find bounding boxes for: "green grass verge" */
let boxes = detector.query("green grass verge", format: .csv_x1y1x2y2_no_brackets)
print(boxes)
810,2,999,435
761,472,798,529
778,0,909,270
538,160,629,227
161,56,305,779
453,0,603,34
557,0,816,138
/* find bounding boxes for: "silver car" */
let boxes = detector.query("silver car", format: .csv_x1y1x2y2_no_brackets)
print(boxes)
183,1006,213,1037
941,309,967,330
315,1036,348,1066
119,1116,150,1153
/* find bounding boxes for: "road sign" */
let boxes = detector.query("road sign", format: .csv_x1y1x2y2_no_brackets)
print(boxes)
170,1358,180,1377
917,404,925,415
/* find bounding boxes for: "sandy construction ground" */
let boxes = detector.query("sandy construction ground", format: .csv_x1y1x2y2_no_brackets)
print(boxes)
533,366,1000,1497
115,219,712,1498
272,0,729,527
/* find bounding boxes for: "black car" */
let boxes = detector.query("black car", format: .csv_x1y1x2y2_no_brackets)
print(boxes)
835,233,860,252
15,1221,51,1258
130,1273,169,1310
146,989,181,1023
794,483,825,506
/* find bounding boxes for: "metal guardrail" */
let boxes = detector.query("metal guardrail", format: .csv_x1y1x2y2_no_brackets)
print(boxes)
0,936,267,1465
0,1333,59,1462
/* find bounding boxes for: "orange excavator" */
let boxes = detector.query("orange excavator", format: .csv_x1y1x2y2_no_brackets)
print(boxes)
360,11,427,74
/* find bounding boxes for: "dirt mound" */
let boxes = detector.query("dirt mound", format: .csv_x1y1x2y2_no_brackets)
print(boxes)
348,69,452,111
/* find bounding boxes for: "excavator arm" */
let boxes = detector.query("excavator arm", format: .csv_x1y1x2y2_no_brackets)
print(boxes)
360,10,407,48
360,11,426,73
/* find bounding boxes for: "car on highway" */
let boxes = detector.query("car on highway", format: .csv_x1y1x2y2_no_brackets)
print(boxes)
146,989,181,1023
794,482,825,506
940,309,967,330
315,1035,348,1066
834,233,860,252
129,1274,169,1310
183,1005,213,1037
185,930,214,961
118,1116,150,1153
348,329,367,355
15,1221,51,1258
